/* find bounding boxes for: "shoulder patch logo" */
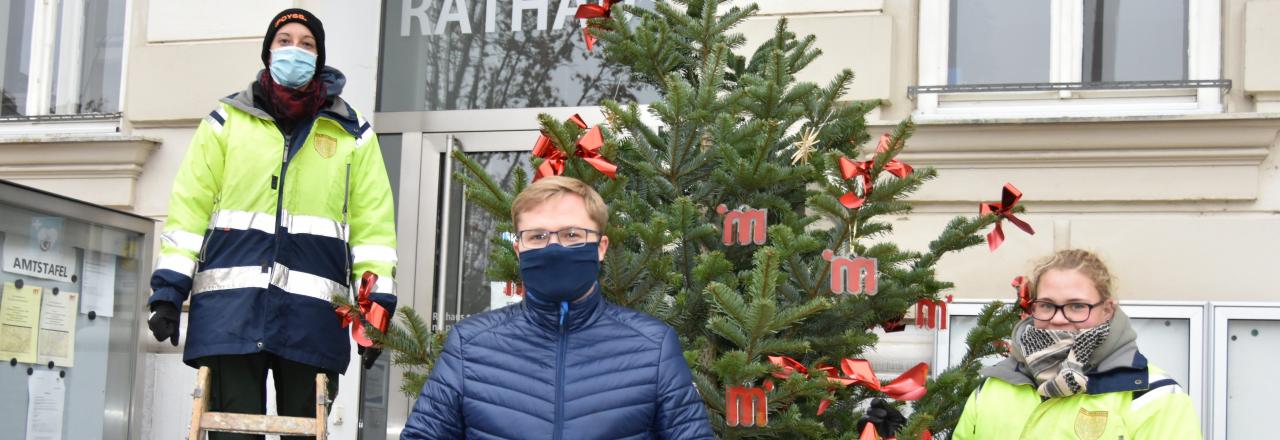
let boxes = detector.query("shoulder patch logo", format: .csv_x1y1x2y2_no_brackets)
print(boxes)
314,134,337,159
1074,408,1109,440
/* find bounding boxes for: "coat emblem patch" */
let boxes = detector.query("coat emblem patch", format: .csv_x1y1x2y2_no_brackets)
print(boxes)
315,134,337,158
1074,408,1109,440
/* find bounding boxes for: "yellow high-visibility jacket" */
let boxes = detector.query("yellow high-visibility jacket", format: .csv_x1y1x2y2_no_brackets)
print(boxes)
148,71,396,373
955,340,1200,440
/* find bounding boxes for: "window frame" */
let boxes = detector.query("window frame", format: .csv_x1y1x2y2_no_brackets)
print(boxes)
915,0,1222,120
1209,302,1280,440
1,0,129,135
933,298,1208,433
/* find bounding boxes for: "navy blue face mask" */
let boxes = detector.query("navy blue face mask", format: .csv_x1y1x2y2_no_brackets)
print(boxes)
518,243,600,305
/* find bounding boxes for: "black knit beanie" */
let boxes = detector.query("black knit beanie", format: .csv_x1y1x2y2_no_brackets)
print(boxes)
261,8,325,70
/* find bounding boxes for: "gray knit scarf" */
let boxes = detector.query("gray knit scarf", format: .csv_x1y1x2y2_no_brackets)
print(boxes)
1017,323,1112,398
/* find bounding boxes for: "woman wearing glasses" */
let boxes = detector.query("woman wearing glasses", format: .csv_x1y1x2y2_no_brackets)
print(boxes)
953,250,1200,440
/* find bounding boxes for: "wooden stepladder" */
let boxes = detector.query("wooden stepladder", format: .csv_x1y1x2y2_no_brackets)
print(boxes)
187,366,330,439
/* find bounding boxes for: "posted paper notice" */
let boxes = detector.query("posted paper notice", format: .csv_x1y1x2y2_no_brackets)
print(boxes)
26,369,65,440
37,290,77,367
0,281,42,364
80,251,115,317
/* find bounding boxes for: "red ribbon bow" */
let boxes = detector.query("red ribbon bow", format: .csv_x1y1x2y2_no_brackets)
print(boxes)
531,114,618,182
979,183,1034,251
335,271,390,348
1012,275,1031,317
839,134,913,209
831,359,929,401
880,318,907,333
768,356,838,415
859,425,933,440
767,356,929,416
860,424,881,440
575,0,621,51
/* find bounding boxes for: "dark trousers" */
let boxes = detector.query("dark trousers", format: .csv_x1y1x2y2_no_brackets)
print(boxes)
196,353,339,440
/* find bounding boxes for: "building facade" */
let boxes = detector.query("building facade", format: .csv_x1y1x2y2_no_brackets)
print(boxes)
1,1,1277,439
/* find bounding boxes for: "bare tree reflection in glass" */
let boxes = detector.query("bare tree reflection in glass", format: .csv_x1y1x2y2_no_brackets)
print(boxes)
388,0,657,112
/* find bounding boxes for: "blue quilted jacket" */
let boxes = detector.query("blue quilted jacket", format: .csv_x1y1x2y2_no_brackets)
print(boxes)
401,289,714,440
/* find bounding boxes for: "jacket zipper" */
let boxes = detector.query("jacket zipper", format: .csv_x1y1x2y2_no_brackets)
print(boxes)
342,162,352,291
270,120,316,275
262,120,313,352
553,301,569,440
271,139,289,275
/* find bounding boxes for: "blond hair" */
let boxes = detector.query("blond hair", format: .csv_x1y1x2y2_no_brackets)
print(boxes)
511,176,609,231
1030,249,1115,301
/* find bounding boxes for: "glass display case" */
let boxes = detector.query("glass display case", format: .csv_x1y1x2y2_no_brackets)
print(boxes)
0,181,153,440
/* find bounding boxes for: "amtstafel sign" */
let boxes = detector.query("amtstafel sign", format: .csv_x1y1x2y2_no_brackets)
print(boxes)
3,234,76,284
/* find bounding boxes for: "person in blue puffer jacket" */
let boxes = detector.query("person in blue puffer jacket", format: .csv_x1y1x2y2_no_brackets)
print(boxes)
401,176,713,440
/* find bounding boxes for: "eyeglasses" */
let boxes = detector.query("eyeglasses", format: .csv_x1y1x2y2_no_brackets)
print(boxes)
1029,300,1106,323
517,228,600,249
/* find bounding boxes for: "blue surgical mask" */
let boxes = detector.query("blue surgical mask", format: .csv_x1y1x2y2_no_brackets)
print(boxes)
519,243,600,305
269,46,317,89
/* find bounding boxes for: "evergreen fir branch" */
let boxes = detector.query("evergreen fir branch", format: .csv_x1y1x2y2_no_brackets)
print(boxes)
712,350,772,385
807,192,849,221
449,150,514,219
400,371,429,398
743,246,783,303
769,297,832,334
692,251,737,288
708,316,750,348
371,307,444,399
707,282,751,327
901,302,1021,438
753,339,812,357
915,209,1012,270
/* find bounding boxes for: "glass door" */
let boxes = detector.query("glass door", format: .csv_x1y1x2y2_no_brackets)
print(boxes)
381,130,533,440
434,137,532,331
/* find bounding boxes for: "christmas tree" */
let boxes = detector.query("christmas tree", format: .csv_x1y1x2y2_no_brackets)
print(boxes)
361,1,1029,438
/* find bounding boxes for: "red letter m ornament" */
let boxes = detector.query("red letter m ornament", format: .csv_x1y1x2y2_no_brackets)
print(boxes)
822,250,878,295
717,204,767,246
915,296,952,330
725,386,768,427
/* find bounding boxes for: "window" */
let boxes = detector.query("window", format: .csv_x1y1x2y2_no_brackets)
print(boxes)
0,0,126,119
1081,0,1187,83
948,0,1050,85
917,0,1222,119
1211,304,1280,440
378,0,658,112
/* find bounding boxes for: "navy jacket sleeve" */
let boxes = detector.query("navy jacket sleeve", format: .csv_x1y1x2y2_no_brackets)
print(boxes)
655,328,714,439
402,327,465,439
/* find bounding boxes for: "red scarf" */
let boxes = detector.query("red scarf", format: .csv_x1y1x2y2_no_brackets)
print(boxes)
258,70,327,124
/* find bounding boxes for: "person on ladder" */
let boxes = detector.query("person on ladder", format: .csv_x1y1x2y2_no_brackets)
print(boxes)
145,8,398,439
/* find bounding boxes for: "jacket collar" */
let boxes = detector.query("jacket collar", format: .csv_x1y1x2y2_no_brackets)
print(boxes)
519,285,605,334
981,308,1151,394
1084,351,1149,394
220,66,364,137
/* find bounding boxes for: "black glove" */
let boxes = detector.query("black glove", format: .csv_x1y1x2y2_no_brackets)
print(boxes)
358,345,381,370
148,301,181,346
856,398,906,438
